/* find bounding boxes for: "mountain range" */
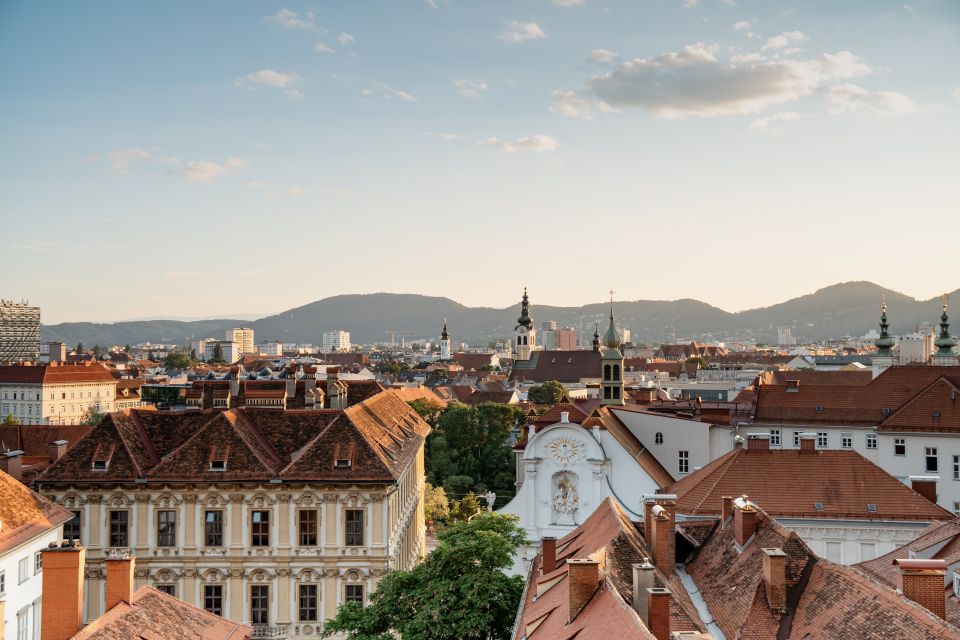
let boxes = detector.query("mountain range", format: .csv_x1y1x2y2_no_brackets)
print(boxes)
40,282,958,348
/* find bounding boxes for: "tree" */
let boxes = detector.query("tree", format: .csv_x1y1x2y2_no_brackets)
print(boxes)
408,399,444,425
124,344,132,353
81,407,105,426
526,380,565,404
322,513,526,640
75,342,84,354
164,352,194,370
92,344,102,357
423,483,450,530
189,348,198,361
448,493,482,523
4,414,20,425
209,343,225,364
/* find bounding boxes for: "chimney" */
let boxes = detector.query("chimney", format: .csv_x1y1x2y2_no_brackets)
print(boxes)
0,450,24,482
41,540,86,640
721,496,734,525
632,561,656,626
909,477,938,505
734,497,757,547
895,558,947,619
327,366,341,382
762,548,787,611
746,434,769,452
541,536,557,574
567,559,600,623
646,587,672,640
643,496,656,543
799,435,816,454
105,553,136,610
560,411,570,423
651,505,674,575
48,440,68,464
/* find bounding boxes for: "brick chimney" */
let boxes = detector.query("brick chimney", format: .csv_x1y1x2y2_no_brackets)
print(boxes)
799,435,816,454
41,540,86,640
721,496,734,525
632,561,656,626
48,440,68,464
646,587,672,640
746,434,770,452
895,558,947,619
643,495,656,543
651,505,674,576
567,559,600,623
762,548,787,611
541,536,557,574
105,553,136,610
0,450,24,482
910,477,938,505
734,497,757,547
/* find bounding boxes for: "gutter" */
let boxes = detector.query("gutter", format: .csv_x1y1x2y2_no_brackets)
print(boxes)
676,565,726,640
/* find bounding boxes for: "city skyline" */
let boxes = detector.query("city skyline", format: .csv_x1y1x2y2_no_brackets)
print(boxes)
2,1,959,324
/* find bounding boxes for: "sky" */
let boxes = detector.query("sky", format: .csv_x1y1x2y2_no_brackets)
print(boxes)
1,1,959,324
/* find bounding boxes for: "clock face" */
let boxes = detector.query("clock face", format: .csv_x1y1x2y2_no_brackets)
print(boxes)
548,437,584,464
517,326,527,334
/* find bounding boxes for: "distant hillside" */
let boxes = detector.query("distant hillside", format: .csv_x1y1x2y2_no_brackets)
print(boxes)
41,282,957,347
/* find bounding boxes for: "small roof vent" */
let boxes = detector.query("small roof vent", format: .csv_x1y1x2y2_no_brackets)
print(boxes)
814,502,824,511
867,503,877,513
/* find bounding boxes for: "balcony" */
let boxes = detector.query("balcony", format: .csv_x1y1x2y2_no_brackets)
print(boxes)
251,624,288,639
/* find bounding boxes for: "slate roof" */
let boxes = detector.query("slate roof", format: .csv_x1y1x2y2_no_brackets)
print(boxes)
666,445,953,521
0,468,73,555
35,390,430,485
509,350,602,383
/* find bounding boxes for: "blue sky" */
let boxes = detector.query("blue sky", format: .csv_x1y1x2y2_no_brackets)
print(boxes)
2,0,958,323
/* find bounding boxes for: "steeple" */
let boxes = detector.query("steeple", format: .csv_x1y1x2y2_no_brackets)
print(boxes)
514,287,536,361
603,292,621,351
441,319,449,341
935,296,956,356
517,287,533,328
440,318,451,360
600,290,625,406
874,298,895,357
592,323,600,352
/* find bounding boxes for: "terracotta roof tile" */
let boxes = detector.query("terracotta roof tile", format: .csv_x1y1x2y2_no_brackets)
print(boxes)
0,468,73,554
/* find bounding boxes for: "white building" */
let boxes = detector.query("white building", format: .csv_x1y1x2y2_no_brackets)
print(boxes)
322,331,351,353
189,338,213,359
0,363,118,425
257,341,284,357
225,328,255,355
203,340,240,364
0,463,73,640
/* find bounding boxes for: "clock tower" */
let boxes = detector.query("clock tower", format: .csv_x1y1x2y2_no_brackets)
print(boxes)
601,291,625,406
515,288,536,361
440,319,451,361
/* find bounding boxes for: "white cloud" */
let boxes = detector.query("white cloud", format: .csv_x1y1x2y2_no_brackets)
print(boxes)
587,49,619,64
248,181,268,190
825,84,917,116
582,44,872,118
552,0,586,5
762,31,808,51
180,158,247,184
338,32,355,46
952,87,960,100
683,0,700,8
106,148,152,174
483,134,559,154
549,89,617,120
453,78,488,99
749,111,801,130
498,21,545,43
733,20,753,31
314,43,335,53
265,9,316,31
236,69,301,91
361,83,417,102
440,133,460,141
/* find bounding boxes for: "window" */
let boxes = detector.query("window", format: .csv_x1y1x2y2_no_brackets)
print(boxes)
156,584,176,596
769,429,781,447
894,438,906,456
157,510,176,547
251,585,269,625
299,584,318,621
204,585,223,616
209,459,226,471
654,432,663,445
841,433,853,449
345,509,365,546
613,364,620,381
793,431,802,448
251,510,270,546
34,551,42,574
32,598,40,640
678,450,690,474
19,557,29,584
109,510,129,548
954,455,959,481
0,570,5,595
866,433,877,450
17,607,28,640
926,447,939,473
345,584,364,605
954,502,960,517
205,510,223,547
604,364,611,380
299,510,318,546
817,432,828,448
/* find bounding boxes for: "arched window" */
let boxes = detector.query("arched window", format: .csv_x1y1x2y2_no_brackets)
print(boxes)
604,364,611,380
518,336,522,345
613,364,621,381
655,432,663,445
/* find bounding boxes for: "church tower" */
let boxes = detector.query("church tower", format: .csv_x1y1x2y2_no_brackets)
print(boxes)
592,323,600,352
932,297,957,366
440,319,451,361
871,299,896,378
600,293,625,406
515,288,535,361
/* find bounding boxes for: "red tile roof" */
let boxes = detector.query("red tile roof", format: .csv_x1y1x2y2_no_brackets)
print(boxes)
0,363,117,385
0,468,73,555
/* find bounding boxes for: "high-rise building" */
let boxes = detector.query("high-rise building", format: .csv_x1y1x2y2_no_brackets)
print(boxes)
225,327,255,354
556,327,578,351
0,300,40,363
322,330,351,353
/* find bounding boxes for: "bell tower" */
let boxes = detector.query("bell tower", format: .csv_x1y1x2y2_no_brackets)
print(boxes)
871,298,897,378
515,288,535,361
440,319,451,361
932,295,958,366
600,290,625,406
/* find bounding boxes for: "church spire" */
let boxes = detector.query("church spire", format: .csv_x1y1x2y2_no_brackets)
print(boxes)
441,318,449,341
875,297,895,356
592,323,600,352
600,289,625,406
602,289,621,350
935,295,956,356
517,287,533,328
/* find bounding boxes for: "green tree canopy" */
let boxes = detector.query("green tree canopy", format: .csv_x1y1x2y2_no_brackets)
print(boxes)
407,399,444,425
526,380,565,404
81,407,106,426
322,513,526,640
209,343,225,364
164,352,195,370
4,414,20,425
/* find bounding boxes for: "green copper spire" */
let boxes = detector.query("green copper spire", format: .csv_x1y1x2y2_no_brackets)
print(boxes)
874,298,895,356
592,323,600,352
603,290,621,350
516,287,533,328
935,296,956,355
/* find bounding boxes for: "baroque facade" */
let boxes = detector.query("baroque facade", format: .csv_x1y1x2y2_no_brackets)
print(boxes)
33,390,429,639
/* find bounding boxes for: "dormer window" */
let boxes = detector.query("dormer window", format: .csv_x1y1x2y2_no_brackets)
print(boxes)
209,460,226,471
92,460,108,471
91,442,115,472
335,459,352,469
